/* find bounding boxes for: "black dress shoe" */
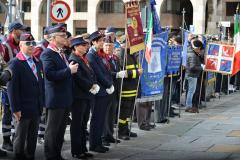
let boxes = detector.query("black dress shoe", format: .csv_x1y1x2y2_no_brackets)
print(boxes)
90,146,106,153
148,124,156,128
105,137,121,143
0,149,6,157
159,119,169,123
84,152,94,157
102,141,110,146
2,141,13,152
129,131,137,137
118,134,130,140
139,125,151,131
72,154,87,159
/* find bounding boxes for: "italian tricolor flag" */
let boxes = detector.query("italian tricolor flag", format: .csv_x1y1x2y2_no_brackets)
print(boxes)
145,11,153,64
232,14,240,75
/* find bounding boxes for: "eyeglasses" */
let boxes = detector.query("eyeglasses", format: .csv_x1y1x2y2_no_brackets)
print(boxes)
23,41,37,47
55,34,68,39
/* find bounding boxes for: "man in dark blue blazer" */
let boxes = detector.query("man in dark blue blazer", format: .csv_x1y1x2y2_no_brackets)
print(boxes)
40,24,78,160
7,32,44,160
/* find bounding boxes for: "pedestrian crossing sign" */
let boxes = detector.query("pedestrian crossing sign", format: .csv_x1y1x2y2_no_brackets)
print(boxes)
50,1,71,23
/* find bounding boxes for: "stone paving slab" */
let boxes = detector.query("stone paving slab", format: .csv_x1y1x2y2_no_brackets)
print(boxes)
226,130,240,137
208,144,240,153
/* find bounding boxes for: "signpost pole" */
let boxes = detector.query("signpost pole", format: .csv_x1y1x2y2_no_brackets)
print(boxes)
46,0,51,27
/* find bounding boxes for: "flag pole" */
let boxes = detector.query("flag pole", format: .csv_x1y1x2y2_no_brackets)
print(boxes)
115,1,128,145
179,8,186,117
167,74,173,117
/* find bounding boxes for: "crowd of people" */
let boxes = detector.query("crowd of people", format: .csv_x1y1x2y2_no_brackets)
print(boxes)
0,21,238,160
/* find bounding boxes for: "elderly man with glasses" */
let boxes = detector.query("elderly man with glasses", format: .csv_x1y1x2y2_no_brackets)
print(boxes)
7,32,44,160
40,24,78,160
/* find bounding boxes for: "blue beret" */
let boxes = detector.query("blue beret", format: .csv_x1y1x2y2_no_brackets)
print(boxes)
48,24,66,34
8,21,27,32
105,26,116,33
20,32,35,41
43,26,52,35
89,31,104,42
70,37,88,48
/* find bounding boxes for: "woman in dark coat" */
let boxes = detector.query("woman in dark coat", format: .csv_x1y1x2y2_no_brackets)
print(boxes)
69,36,99,159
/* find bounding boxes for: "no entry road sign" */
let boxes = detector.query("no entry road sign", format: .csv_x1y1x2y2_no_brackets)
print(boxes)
50,1,71,23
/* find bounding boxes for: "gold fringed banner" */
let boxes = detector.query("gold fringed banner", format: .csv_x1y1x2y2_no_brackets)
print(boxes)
126,1,145,54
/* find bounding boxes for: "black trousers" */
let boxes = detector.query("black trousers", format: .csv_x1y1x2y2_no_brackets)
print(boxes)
71,99,91,155
118,98,135,135
44,108,69,159
103,93,117,140
89,96,110,148
13,117,40,159
136,101,152,128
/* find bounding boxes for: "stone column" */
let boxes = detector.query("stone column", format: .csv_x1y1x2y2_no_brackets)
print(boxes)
31,0,42,40
87,0,98,33
191,0,207,34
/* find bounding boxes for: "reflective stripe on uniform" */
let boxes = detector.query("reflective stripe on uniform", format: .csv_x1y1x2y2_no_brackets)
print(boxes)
122,90,137,94
39,124,46,128
119,119,127,124
121,93,137,97
132,70,137,78
2,131,11,136
126,64,139,69
126,118,131,122
2,124,12,129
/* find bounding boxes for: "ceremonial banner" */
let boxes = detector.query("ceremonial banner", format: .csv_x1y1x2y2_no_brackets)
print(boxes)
205,43,235,74
166,46,182,74
140,32,168,97
126,3,145,54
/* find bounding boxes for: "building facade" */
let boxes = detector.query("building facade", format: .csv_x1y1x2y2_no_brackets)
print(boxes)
0,0,239,40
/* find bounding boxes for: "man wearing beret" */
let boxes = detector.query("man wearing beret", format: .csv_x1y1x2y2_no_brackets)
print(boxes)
7,32,44,160
1,21,27,152
40,24,78,160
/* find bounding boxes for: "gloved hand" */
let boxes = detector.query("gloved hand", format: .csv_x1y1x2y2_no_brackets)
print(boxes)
116,70,127,78
89,88,97,95
93,84,100,93
201,64,205,70
89,84,99,95
106,85,115,94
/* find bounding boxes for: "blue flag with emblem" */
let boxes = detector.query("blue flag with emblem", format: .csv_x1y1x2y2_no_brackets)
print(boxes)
140,31,168,97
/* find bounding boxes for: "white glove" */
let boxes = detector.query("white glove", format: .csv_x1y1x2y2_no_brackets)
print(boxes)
93,84,100,93
89,88,97,95
201,64,205,70
116,70,127,78
89,84,99,95
106,85,115,94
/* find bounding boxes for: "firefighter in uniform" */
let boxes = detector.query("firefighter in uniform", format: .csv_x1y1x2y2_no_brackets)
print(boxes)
118,42,143,140
2,21,27,151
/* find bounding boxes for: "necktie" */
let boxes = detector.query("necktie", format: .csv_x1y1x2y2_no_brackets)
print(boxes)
28,58,38,80
59,49,69,65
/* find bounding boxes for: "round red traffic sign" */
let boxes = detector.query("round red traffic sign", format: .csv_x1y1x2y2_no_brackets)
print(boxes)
50,1,71,23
